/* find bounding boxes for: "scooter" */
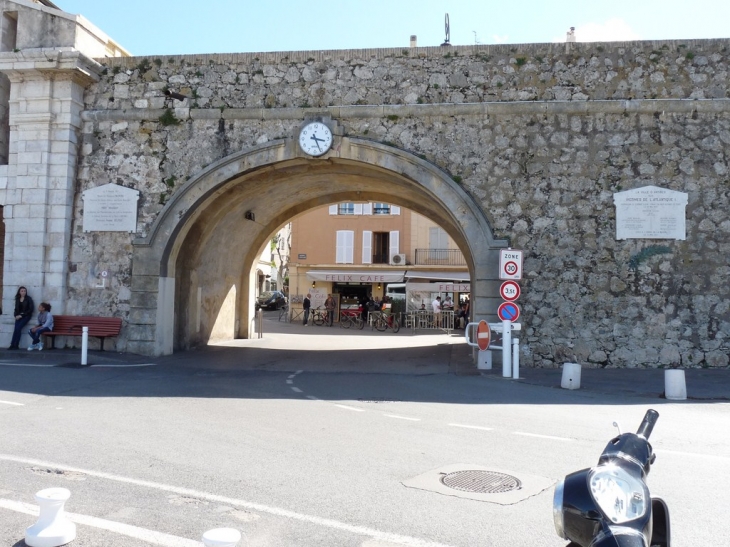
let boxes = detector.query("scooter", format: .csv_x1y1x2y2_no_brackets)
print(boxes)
553,409,671,547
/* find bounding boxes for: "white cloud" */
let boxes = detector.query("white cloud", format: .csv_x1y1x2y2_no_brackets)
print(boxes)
553,18,642,43
492,34,509,44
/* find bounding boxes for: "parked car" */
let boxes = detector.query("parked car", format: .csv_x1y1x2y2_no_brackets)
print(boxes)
256,290,287,310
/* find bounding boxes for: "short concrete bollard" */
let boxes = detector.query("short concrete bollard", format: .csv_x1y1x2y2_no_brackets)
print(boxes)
25,487,76,547
477,350,492,370
202,527,242,547
561,362,582,390
664,369,687,400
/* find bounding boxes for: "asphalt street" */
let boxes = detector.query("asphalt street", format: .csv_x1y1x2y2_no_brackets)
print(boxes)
1,312,728,546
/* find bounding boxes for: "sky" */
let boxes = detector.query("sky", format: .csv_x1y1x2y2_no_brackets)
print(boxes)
55,0,730,57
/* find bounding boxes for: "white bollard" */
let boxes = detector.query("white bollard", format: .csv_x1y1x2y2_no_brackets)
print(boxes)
512,338,520,379
477,350,492,370
202,527,242,547
25,487,76,547
561,362,582,390
501,319,512,378
664,369,687,400
81,326,88,366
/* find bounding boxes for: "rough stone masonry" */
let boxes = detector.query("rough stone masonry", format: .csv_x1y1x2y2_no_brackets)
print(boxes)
6,15,730,367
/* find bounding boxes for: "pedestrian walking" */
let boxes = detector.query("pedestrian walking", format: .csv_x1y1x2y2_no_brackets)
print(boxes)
324,294,336,326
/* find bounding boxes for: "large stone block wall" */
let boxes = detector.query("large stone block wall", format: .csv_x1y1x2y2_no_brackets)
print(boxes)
74,40,730,366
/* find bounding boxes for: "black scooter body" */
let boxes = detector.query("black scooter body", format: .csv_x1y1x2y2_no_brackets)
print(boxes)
554,409,671,547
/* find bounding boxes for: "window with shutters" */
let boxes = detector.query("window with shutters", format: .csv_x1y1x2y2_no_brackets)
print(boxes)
362,231,372,264
373,202,390,215
428,227,448,261
338,203,355,215
336,230,354,263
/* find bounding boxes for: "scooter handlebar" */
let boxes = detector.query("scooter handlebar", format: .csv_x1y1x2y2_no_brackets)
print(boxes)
635,409,659,439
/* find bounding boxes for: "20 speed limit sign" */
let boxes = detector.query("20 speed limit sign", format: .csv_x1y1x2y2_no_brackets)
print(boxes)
499,249,523,280
499,280,521,301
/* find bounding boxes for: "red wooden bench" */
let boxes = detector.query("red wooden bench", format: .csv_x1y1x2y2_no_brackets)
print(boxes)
42,315,123,351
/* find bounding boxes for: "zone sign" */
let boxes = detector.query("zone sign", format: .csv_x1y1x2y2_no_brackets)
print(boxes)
499,249,523,280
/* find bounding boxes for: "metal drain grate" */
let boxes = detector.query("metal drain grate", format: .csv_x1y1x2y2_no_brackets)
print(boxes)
440,470,522,494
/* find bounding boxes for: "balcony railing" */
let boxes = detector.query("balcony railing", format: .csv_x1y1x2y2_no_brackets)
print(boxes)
414,249,466,266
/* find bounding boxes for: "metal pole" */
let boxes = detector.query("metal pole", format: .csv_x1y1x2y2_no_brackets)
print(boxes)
257,309,263,339
81,326,88,366
512,337,520,379
502,319,512,378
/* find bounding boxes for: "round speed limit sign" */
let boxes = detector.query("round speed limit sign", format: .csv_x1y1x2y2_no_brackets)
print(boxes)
503,261,518,276
499,280,521,302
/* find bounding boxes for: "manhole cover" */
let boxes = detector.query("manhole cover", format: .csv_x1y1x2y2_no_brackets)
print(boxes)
440,470,522,494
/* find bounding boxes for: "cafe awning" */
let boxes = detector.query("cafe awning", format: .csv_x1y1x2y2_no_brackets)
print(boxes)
306,270,406,283
404,271,470,281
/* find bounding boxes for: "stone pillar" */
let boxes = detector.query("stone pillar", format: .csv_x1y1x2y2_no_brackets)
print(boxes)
0,50,100,342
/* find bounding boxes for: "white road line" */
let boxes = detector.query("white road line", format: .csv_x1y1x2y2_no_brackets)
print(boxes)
384,414,420,421
286,379,294,384
0,400,24,406
448,423,493,431
291,387,303,393
305,395,321,401
0,454,455,547
0,363,56,368
513,431,573,442
0,498,200,547
334,404,366,412
92,363,158,368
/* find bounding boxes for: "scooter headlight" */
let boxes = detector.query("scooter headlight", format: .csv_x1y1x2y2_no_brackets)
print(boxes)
589,465,648,524
552,479,566,538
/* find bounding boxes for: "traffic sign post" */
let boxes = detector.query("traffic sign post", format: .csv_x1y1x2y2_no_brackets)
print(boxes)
499,249,523,280
499,280,521,302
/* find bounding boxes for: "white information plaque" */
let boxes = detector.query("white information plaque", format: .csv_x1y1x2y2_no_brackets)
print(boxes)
614,186,687,240
82,183,140,233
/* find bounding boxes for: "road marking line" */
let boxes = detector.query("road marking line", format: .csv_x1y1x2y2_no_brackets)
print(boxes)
291,387,303,393
0,400,24,406
448,423,493,431
513,431,573,442
305,395,321,401
0,498,199,547
0,454,455,547
334,404,366,412
0,363,56,368
92,363,158,368
286,379,294,384
383,414,420,421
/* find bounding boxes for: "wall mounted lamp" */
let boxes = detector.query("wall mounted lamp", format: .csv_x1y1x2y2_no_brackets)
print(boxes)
312,281,316,288
377,283,381,290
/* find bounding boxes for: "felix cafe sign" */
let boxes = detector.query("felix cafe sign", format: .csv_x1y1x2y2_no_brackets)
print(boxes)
321,273,400,283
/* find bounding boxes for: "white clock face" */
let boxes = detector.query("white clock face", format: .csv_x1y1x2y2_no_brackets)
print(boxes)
299,122,333,156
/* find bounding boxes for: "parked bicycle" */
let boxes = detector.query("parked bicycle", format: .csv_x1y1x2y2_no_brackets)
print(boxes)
339,310,365,330
370,311,400,333
311,307,329,326
278,304,289,322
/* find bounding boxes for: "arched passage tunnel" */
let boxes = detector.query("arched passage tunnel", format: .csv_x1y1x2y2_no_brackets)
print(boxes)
132,137,508,356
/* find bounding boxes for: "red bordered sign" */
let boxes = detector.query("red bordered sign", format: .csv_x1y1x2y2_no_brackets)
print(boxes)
476,320,491,351
499,280,521,302
497,302,521,322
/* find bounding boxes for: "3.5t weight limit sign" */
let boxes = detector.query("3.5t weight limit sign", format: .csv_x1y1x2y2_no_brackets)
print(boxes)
500,280,521,302
499,249,523,280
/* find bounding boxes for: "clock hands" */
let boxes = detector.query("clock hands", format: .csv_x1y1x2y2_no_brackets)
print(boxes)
310,133,324,151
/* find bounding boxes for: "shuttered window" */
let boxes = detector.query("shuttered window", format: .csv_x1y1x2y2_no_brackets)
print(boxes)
336,230,354,264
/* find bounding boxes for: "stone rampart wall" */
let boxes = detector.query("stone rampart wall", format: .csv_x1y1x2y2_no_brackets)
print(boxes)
75,40,730,366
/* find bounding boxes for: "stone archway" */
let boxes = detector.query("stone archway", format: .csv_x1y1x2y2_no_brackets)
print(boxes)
130,137,508,356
